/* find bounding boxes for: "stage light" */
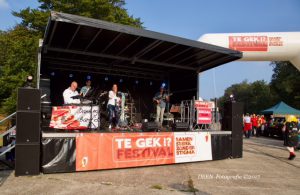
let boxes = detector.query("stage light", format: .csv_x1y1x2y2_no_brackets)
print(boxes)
229,94,235,102
69,73,73,78
119,78,123,83
27,75,33,82
50,72,55,76
87,75,91,80
150,81,153,86
135,80,139,84
105,76,108,81
25,75,33,87
161,82,166,88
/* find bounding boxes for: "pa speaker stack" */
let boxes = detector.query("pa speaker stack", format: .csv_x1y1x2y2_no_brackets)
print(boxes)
222,101,243,158
15,88,41,176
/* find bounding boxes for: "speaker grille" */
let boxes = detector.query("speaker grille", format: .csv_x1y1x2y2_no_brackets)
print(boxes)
17,88,41,111
16,111,40,144
15,144,40,176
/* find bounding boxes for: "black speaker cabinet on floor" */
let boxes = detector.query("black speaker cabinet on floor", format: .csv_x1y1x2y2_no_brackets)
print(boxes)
231,137,243,158
172,122,189,131
222,102,244,158
15,144,40,176
142,122,159,132
15,87,41,176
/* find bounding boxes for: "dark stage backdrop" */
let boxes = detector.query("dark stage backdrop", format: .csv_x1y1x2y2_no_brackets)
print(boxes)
43,70,197,119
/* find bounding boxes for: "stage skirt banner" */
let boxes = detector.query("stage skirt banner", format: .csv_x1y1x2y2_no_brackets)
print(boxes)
49,105,99,130
75,132,212,171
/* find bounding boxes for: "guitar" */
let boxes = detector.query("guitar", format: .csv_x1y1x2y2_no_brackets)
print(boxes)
154,93,173,104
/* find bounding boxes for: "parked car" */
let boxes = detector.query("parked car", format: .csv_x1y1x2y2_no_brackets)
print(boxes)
264,117,285,139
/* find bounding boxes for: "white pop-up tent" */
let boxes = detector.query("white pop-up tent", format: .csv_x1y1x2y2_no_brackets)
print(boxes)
198,32,300,71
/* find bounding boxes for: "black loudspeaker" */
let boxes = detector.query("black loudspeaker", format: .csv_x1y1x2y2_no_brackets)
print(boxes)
15,144,40,176
232,137,243,158
222,102,243,159
16,87,41,176
172,122,189,131
222,102,243,138
16,111,40,144
211,134,231,160
142,122,159,132
17,88,41,111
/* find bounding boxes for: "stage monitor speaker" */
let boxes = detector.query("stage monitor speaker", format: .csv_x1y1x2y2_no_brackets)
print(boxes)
232,137,243,158
172,122,189,131
17,88,41,111
222,102,243,138
142,122,159,132
16,111,40,144
15,144,40,176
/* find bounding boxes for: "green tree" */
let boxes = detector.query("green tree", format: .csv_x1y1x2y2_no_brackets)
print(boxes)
218,80,276,114
13,0,142,34
0,26,40,114
0,0,142,114
270,61,300,109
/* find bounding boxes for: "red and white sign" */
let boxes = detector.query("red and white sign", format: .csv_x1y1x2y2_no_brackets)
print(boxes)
49,106,99,130
194,101,213,124
228,36,283,52
194,101,214,109
229,36,268,51
75,132,212,171
197,108,212,124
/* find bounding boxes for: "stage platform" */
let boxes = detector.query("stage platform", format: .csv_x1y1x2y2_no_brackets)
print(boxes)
41,130,233,174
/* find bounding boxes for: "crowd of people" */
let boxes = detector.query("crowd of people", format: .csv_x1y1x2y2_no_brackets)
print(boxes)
243,114,300,160
243,114,266,138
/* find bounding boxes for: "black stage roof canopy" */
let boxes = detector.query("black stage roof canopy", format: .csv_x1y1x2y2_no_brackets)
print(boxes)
41,12,242,80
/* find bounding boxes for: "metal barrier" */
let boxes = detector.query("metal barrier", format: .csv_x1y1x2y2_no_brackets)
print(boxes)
0,112,16,168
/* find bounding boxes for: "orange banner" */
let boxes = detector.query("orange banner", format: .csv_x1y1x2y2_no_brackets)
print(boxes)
76,132,175,171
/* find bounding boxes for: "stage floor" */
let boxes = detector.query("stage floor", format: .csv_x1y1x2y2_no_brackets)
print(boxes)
42,128,232,138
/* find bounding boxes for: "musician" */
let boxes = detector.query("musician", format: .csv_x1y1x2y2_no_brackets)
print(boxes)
80,79,92,97
107,84,120,129
153,87,169,125
63,81,80,104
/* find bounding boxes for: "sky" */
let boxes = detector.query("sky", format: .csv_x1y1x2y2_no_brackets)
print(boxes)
1,0,300,99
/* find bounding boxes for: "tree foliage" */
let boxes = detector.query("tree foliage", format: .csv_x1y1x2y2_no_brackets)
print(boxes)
0,0,142,114
13,0,142,34
218,80,277,114
218,61,300,114
0,26,40,114
270,61,300,109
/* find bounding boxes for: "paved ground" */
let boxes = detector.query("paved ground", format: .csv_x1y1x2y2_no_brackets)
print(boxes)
0,137,299,195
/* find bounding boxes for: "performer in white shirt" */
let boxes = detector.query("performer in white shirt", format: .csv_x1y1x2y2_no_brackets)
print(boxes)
107,84,120,129
63,81,80,104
